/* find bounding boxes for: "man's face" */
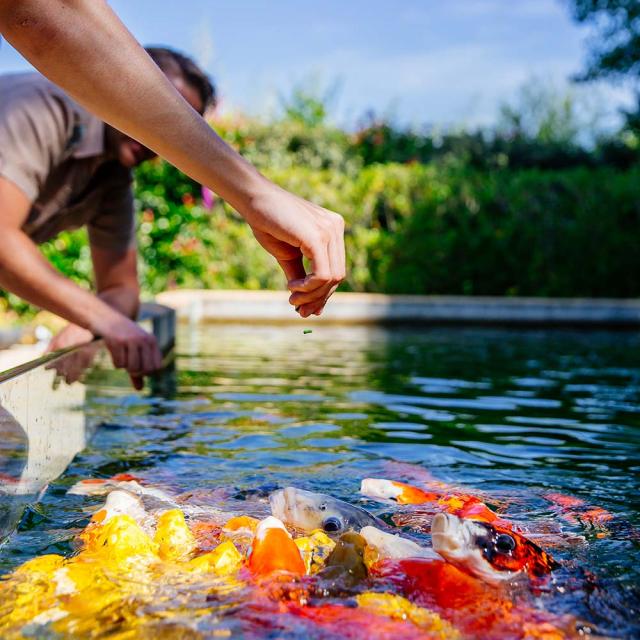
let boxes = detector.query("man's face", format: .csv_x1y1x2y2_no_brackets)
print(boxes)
116,73,205,168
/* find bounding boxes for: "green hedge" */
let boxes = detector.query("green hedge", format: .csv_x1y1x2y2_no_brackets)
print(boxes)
2,119,639,317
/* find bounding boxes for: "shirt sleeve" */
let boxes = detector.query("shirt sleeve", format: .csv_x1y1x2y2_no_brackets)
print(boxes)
0,79,73,202
87,162,137,252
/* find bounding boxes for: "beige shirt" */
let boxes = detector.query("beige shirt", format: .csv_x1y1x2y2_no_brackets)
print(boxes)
0,72,135,250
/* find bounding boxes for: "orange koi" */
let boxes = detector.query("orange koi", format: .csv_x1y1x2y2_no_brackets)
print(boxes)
248,516,306,577
544,493,614,530
282,600,448,640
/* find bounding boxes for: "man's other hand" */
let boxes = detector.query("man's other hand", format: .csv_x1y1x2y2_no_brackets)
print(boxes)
47,324,94,352
90,312,163,390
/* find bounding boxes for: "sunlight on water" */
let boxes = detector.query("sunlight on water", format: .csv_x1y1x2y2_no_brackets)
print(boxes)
1,325,639,638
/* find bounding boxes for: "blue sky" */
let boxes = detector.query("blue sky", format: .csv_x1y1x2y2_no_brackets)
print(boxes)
0,0,634,129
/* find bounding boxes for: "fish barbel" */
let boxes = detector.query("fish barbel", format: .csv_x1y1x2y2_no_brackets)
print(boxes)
431,512,559,585
269,487,384,534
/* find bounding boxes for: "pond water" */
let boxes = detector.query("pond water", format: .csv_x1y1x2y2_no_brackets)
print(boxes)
1,324,639,638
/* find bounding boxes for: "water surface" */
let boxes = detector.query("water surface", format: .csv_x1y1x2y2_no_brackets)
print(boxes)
1,325,639,637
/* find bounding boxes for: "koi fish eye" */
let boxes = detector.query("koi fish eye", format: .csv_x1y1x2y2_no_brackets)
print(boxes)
322,516,343,532
495,533,516,554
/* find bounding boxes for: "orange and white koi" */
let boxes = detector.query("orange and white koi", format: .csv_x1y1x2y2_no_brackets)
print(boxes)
431,513,559,585
248,516,306,577
68,473,226,519
361,478,507,526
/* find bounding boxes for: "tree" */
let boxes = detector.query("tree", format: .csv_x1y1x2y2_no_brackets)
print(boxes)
568,0,640,82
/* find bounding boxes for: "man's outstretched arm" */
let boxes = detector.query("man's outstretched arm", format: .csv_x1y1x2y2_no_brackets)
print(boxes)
0,177,161,385
0,0,345,317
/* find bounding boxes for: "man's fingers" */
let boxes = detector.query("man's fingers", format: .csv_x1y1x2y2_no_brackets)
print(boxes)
143,339,162,374
109,343,125,369
289,281,334,307
130,374,144,391
279,255,307,283
126,343,141,375
298,283,339,317
150,338,163,371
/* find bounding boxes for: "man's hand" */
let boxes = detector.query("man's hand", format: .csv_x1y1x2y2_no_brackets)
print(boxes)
249,189,346,317
45,324,96,385
45,318,162,390
47,324,94,352
94,312,163,390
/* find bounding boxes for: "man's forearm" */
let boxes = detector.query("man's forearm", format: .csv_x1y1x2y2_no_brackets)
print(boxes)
0,0,271,225
0,228,128,335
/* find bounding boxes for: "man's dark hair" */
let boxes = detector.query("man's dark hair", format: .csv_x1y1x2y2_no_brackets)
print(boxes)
145,46,216,114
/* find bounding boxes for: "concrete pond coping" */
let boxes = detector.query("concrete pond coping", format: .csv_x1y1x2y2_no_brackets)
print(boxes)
156,290,640,327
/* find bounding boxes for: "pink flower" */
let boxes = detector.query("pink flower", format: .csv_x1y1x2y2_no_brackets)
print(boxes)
201,186,215,210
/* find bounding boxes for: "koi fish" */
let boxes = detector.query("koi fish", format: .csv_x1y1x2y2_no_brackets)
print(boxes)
544,493,614,532
276,599,458,640
269,487,384,534
431,513,559,585
68,473,150,496
84,488,149,526
68,474,226,519
360,525,439,563
361,477,506,525
248,516,306,577
374,558,580,639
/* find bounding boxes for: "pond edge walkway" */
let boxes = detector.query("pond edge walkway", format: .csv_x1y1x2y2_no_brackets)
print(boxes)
156,290,640,327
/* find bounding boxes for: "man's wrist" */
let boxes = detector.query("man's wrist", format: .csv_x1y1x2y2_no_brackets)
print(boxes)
229,173,280,228
86,301,128,338
97,287,140,320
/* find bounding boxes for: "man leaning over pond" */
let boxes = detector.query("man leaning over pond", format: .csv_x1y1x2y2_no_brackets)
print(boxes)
0,48,213,387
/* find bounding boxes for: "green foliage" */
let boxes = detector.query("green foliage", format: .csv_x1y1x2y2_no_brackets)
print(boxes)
353,79,639,170
281,87,329,128
2,89,640,319
375,164,640,297
134,159,283,293
214,114,359,174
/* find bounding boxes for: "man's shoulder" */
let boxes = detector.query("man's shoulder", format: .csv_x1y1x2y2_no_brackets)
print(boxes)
0,72,72,107
0,72,105,159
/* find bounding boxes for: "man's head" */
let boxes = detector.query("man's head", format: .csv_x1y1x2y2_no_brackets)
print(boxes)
113,46,216,168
